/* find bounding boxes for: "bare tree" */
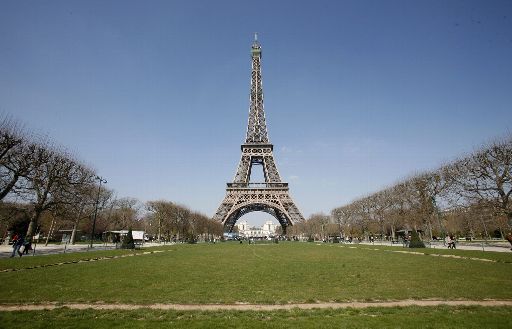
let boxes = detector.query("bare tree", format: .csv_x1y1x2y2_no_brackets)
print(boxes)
331,136,511,241
0,118,35,200
331,204,355,238
371,189,393,239
146,200,176,241
59,177,107,244
305,213,329,240
23,145,94,241
107,197,141,230
445,137,512,236
408,171,449,239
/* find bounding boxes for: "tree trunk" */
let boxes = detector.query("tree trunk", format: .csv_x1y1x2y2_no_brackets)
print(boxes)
468,221,475,239
70,222,78,245
25,209,42,242
45,217,56,246
158,216,162,241
427,220,433,241
481,216,490,240
70,204,84,245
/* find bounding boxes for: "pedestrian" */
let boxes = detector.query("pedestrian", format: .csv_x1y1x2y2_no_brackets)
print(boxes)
450,235,456,249
10,233,19,258
11,234,24,257
445,235,452,249
23,240,32,255
16,235,26,257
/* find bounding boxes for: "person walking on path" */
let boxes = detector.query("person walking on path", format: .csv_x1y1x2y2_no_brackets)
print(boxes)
445,235,453,249
10,233,18,257
10,233,23,258
22,239,31,255
16,235,26,257
450,235,457,249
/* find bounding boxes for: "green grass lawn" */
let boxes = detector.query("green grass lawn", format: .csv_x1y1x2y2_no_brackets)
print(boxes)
0,242,511,304
1,306,511,329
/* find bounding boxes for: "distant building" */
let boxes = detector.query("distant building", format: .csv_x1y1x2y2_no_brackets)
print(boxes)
103,230,147,244
236,220,278,238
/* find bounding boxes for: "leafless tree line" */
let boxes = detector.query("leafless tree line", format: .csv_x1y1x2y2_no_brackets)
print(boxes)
0,117,98,243
0,118,222,244
146,201,223,242
329,135,512,241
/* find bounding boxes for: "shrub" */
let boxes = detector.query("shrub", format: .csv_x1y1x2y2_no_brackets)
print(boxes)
187,233,197,244
121,228,135,249
409,230,425,248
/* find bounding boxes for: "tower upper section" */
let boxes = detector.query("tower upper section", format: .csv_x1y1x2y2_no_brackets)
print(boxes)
245,35,269,145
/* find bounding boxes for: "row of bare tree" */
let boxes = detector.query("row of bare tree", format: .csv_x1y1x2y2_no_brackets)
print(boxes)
327,136,512,240
0,118,221,244
146,201,223,242
0,117,98,242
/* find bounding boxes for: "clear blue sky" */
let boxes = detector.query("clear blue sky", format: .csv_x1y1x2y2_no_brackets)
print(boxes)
1,1,511,226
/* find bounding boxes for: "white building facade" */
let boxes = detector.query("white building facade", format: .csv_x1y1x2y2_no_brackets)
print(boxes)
236,220,279,238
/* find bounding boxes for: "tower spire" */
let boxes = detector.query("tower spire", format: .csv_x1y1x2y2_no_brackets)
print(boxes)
245,34,268,144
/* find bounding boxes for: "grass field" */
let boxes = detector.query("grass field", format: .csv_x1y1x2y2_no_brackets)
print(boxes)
1,242,511,303
1,242,511,327
1,306,512,329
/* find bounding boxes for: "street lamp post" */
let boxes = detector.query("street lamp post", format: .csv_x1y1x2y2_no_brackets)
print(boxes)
90,176,107,248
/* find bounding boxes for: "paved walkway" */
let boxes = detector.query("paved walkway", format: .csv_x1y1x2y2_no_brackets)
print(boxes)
0,242,166,259
356,240,512,253
1,240,510,258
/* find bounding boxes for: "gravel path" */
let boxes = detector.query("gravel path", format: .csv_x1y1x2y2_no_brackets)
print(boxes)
1,300,511,311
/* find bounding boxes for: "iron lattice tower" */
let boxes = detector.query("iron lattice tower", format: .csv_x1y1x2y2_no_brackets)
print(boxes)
213,36,304,234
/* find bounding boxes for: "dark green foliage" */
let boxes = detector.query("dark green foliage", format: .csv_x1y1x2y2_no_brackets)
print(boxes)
1,204,31,236
121,228,135,249
409,230,425,248
186,233,197,244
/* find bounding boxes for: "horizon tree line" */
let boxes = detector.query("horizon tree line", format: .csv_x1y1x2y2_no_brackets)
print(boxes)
327,135,511,241
2,117,510,243
0,117,222,244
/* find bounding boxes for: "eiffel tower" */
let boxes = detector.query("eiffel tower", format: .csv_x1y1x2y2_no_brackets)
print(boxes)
213,35,304,234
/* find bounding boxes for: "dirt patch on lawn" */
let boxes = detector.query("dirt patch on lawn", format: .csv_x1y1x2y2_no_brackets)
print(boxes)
0,250,168,273
1,300,511,311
